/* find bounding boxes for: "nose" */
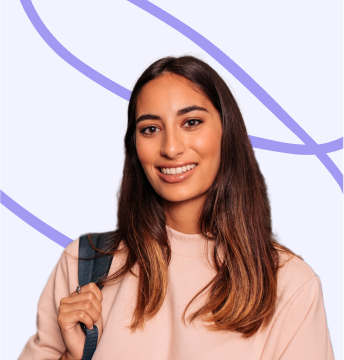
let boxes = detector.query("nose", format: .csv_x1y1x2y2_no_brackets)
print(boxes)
160,127,185,159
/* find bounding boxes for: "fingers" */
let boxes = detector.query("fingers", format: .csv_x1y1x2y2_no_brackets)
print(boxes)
60,298,101,321
61,292,102,313
58,310,94,330
58,282,103,333
57,282,104,358
58,283,103,331
70,283,103,302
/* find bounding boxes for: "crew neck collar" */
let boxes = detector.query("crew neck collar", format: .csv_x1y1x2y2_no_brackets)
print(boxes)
166,225,213,257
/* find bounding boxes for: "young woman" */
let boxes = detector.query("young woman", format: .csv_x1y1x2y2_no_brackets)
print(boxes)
19,56,334,360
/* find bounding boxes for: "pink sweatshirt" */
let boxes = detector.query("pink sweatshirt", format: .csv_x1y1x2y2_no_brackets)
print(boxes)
19,226,334,360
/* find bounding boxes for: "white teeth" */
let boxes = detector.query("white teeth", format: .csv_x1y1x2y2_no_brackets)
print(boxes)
160,164,197,175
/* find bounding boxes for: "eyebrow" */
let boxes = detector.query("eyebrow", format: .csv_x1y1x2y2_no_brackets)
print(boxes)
136,105,209,123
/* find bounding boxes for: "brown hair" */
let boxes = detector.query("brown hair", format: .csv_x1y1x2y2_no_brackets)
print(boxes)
93,56,297,337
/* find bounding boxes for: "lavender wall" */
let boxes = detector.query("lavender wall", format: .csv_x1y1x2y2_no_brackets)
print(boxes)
1,1,343,359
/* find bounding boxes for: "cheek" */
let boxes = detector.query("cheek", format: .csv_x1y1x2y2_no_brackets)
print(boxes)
193,128,222,165
135,137,158,172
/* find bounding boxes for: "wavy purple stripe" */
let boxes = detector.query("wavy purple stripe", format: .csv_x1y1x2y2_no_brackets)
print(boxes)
0,190,72,248
128,0,343,191
249,136,343,155
20,0,131,100
19,0,343,159
2,0,341,248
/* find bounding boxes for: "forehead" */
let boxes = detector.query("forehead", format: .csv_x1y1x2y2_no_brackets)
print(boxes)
136,73,214,116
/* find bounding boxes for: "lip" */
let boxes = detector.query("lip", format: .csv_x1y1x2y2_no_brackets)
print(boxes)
156,163,198,184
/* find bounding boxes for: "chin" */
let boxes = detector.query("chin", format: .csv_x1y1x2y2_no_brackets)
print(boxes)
158,188,203,203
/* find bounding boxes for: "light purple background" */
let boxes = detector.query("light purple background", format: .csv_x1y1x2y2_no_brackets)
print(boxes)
1,1,343,359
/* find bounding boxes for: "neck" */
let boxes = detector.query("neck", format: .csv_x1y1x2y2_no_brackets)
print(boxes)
162,193,206,234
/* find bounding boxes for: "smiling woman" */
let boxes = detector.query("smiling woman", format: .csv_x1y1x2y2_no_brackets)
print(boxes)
19,56,334,360
135,73,222,203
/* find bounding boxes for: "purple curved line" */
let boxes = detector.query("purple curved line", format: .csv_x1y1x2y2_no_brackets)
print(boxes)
250,136,343,155
19,0,343,159
20,0,131,101
128,0,343,191
2,3,343,248
0,190,72,248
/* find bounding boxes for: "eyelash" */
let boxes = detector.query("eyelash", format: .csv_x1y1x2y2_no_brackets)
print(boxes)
140,119,203,135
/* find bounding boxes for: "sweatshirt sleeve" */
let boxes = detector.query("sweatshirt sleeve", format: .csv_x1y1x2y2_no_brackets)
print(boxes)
262,275,334,360
18,240,79,360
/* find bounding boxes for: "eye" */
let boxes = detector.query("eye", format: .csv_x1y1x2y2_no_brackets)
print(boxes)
183,119,202,128
140,125,160,135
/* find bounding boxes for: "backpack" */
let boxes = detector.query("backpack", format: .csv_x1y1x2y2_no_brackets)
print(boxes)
78,232,117,360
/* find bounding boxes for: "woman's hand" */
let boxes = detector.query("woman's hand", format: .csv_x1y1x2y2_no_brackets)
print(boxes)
57,283,103,360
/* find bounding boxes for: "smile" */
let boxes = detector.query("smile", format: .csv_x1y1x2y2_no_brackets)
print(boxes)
156,163,198,184
160,163,197,175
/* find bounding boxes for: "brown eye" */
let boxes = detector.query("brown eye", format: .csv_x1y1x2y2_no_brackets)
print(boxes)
183,119,202,128
140,125,160,135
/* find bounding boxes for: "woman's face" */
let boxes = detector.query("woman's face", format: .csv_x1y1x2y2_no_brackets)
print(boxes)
135,73,222,203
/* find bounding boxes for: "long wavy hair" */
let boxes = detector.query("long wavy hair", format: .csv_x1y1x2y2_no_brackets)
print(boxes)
91,55,296,337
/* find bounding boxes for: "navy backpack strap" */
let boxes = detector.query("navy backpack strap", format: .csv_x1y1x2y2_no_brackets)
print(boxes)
78,233,114,287
78,232,115,360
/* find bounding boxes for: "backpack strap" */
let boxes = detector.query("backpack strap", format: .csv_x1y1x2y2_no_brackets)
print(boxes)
78,233,114,287
78,232,116,360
